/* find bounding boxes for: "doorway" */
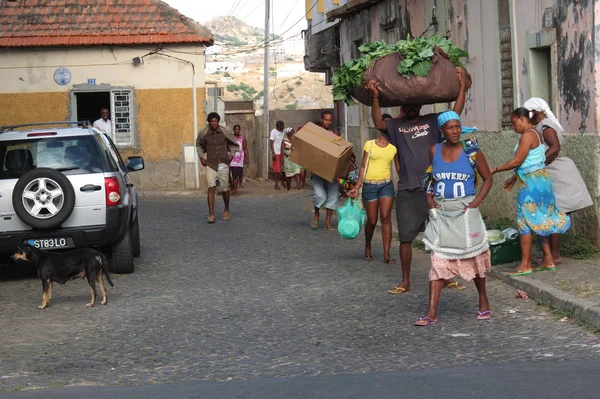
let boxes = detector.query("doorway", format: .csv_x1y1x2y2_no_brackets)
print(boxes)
74,91,110,125
529,46,553,105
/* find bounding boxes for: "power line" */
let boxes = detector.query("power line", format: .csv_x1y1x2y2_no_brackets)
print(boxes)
277,0,301,31
215,0,255,37
218,1,317,56
212,0,244,36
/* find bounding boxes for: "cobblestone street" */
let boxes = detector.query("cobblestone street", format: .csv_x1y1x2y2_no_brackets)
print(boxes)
0,188,599,392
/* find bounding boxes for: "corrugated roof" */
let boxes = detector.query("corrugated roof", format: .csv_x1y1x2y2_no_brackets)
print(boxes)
0,0,214,48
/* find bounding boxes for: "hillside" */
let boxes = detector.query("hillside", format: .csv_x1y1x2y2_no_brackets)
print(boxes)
207,65,333,110
203,16,264,45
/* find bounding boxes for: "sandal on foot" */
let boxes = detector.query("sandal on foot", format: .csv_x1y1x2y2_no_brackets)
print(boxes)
323,226,336,231
207,216,216,224
383,258,397,264
533,265,557,272
445,282,466,290
508,270,533,276
414,317,436,326
364,255,373,261
476,310,493,320
310,220,318,229
388,286,408,294
222,212,230,221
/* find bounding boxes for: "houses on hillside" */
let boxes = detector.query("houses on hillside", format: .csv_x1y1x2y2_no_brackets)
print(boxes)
0,0,214,190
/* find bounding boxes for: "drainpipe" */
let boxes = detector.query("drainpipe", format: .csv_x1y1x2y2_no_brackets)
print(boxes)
192,71,199,190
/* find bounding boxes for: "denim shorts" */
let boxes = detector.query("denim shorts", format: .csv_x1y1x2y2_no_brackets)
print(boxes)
362,181,395,203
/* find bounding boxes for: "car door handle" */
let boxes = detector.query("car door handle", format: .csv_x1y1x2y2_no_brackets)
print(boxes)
80,184,102,192
126,183,134,188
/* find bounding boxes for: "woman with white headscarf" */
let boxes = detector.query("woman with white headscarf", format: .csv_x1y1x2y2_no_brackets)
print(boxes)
519,97,593,263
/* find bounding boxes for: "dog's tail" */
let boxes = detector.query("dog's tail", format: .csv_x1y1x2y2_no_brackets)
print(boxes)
96,254,115,288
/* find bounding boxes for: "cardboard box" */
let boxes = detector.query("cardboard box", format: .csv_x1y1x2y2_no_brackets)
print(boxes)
289,122,354,183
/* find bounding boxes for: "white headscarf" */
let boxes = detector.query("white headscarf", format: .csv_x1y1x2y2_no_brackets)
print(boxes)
523,97,564,133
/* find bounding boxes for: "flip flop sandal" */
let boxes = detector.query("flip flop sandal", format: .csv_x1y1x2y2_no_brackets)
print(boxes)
476,310,493,320
222,213,230,221
207,216,216,224
364,255,373,261
310,220,318,229
383,259,397,264
323,226,336,231
533,265,557,272
414,317,437,326
508,270,533,276
387,286,408,295
445,282,466,290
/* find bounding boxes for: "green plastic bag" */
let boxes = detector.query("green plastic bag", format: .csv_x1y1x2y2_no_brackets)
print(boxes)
337,198,366,239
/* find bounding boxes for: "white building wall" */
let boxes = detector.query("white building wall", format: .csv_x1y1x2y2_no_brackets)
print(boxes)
0,45,206,94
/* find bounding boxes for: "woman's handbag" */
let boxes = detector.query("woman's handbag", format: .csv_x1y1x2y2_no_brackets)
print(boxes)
337,198,367,239
422,196,489,259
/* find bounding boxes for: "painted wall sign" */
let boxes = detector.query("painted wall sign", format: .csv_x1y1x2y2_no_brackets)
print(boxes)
53,67,72,86
88,78,96,85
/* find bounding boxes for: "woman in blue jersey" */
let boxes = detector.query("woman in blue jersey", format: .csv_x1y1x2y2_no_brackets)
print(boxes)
491,108,570,276
415,111,494,326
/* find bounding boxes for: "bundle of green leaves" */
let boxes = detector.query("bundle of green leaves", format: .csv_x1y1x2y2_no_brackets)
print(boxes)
332,36,469,105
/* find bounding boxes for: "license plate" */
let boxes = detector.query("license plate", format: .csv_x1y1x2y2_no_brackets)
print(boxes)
25,237,75,250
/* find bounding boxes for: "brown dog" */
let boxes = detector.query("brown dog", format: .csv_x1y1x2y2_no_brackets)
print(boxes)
11,244,114,309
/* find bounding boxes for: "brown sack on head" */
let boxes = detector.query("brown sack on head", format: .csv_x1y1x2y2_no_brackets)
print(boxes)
351,47,472,107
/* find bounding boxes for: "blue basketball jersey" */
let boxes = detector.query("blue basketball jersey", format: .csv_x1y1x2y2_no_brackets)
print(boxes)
432,144,476,199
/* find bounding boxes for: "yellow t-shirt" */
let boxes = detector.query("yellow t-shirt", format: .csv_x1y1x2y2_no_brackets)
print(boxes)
364,140,397,181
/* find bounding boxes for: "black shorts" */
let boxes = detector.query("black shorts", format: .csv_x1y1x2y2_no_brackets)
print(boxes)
395,189,428,243
230,166,244,179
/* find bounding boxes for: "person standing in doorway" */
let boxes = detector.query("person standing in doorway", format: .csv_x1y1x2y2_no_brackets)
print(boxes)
367,68,470,294
312,111,340,231
270,121,285,190
93,108,112,136
229,124,249,197
196,112,240,223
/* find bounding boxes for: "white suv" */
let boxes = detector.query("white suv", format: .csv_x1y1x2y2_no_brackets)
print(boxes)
0,121,144,273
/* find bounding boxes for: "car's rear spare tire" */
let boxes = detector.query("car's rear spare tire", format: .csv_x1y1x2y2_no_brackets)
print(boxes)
12,168,75,230
109,228,134,274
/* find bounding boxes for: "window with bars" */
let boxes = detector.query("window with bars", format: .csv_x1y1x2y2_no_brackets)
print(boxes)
110,89,135,147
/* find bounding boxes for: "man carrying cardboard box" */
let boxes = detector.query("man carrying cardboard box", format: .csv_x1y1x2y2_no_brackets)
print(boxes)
311,111,340,231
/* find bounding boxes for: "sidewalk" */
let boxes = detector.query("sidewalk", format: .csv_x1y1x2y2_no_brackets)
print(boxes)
489,259,600,327
387,215,600,328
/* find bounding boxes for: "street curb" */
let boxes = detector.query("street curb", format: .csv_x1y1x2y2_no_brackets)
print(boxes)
487,269,600,327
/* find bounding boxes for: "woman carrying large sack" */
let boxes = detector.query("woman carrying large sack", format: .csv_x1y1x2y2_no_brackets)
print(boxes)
415,111,494,326
522,98,593,263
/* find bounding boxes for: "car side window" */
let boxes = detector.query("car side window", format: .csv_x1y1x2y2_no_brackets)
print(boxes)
94,134,120,172
102,133,127,171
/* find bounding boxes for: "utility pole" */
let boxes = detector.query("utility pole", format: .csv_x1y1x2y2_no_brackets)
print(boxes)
263,0,270,180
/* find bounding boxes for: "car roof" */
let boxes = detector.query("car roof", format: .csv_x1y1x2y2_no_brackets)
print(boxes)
0,127,100,141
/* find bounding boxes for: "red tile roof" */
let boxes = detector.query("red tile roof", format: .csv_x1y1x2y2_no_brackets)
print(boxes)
0,0,213,48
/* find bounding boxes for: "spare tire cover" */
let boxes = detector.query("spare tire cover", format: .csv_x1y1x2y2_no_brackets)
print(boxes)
12,168,76,230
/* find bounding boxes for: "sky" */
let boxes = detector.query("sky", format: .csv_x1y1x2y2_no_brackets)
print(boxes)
163,0,308,38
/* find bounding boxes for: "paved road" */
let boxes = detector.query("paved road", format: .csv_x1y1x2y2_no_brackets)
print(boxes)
0,190,598,394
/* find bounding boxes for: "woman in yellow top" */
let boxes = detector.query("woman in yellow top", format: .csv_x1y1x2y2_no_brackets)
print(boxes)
349,134,400,263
